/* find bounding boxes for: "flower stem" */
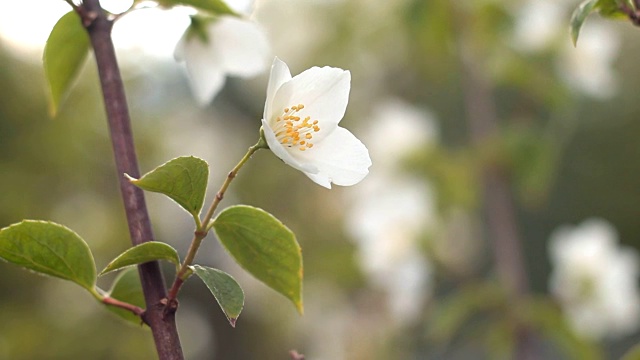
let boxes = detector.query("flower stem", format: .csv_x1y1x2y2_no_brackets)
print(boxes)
168,138,267,300
204,140,267,231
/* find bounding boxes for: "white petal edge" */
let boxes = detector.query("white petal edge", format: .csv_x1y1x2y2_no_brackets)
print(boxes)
174,31,188,61
261,119,318,174
295,126,371,189
211,17,271,77
176,29,227,105
264,57,292,123
270,66,350,143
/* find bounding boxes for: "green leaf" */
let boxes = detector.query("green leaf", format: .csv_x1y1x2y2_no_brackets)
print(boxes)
0,220,96,291
106,268,147,326
157,0,238,16
598,0,632,18
128,156,209,218
43,11,90,116
100,241,180,275
570,0,599,46
192,265,244,327
212,205,303,314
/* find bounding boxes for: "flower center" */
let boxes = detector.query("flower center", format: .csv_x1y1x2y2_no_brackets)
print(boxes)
273,104,320,152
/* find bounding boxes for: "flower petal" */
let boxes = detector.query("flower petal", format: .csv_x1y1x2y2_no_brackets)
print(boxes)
210,17,270,77
174,31,188,61
175,31,226,105
294,126,371,188
270,66,350,143
261,119,318,174
264,57,292,124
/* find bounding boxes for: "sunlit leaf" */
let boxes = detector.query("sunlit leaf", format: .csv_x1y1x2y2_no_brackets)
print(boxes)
127,156,209,218
43,11,90,116
599,0,633,18
100,241,180,275
157,0,237,16
192,265,244,327
212,205,303,313
105,268,147,326
0,220,96,291
570,0,598,46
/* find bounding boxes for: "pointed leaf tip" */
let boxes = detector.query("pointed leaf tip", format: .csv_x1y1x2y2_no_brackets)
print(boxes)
100,241,180,275
0,220,96,291
570,0,598,46
212,205,303,314
192,265,244,327
131,156,209,218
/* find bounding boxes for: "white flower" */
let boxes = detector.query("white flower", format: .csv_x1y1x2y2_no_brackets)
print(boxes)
549,218,640,339
261,57,371,189
174,16,270,105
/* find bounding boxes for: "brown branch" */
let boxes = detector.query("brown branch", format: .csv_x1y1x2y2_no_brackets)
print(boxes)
463,62,529,297
446,0,533,352
619,1,640,26
79,1,183,358
459,46,534,360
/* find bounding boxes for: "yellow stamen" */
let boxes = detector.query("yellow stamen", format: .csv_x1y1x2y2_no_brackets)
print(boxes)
272,103,321,152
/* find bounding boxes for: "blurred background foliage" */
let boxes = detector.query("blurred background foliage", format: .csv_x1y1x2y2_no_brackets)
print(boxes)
2,0,640,359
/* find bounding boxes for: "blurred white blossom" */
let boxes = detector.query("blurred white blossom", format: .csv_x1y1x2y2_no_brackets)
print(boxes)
346,99,438,324
174,15,270,105
512,0,564,52
347,175,434,325
254,0,336,65
366,98,438,169
549,218,640,340
558,21,620,99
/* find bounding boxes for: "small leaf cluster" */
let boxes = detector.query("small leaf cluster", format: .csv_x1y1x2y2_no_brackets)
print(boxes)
0,156,303,327
44,0,240,115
